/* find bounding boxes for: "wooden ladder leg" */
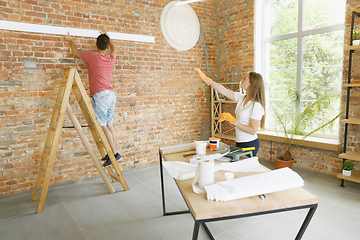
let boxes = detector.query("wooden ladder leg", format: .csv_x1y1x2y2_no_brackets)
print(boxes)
72,69,129,191
66,103,115,193
32,67,76,213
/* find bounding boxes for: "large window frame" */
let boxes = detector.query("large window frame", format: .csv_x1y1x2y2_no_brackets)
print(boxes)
255,0,345,139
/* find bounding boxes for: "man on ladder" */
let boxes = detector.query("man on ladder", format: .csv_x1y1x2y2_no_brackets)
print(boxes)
65,31,121,167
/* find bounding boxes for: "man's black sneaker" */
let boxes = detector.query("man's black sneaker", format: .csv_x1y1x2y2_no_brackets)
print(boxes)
101,153,122,161
101,154,109,161
103,153,122,167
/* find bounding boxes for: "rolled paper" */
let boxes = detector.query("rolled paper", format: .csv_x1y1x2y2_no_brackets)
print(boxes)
192,159,214,194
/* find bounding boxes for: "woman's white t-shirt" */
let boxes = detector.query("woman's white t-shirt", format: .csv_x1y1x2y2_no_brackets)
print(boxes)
234,92,264,143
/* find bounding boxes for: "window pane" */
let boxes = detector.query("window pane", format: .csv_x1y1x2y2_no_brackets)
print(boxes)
263,0,344,137
266,38,297,129
300,99,341,135
270,38,297,70
303,31,344,68
302,30,343,134
268,0,298,37
304,0,346,31
267,69,297,129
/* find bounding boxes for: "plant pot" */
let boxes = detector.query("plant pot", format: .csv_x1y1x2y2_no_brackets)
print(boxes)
342,169,352,176
353,40,360,45
274,157,295,169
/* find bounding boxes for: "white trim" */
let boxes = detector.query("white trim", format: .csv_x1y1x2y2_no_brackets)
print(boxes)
0,20,155,43
175,0,202,5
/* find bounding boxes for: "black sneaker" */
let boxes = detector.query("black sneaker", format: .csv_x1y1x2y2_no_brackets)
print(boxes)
103,153,122,167
101,153,122,161
101,154,109,161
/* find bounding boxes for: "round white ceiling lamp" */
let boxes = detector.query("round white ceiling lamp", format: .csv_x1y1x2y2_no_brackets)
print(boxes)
160,1,201,51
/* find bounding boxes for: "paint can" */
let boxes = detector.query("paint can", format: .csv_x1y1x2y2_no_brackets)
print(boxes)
209,137,220,149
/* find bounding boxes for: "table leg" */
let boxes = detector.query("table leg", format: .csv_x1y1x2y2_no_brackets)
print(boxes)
192,221,201,240
159,150,166,216
202,222,215,240
159,149,190,216
295,205,318,240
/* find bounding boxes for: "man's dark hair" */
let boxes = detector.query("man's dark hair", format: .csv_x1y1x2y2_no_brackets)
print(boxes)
97,34,110,50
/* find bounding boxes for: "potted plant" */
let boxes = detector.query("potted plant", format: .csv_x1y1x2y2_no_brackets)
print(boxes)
272,90,342,169
342,161,354,176
352,29,360,45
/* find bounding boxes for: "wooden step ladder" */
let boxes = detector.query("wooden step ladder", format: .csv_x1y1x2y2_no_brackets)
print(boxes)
31,67,129,214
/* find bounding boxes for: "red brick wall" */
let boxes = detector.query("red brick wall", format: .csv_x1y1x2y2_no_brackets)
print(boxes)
0,0,218,196
1,0,359,198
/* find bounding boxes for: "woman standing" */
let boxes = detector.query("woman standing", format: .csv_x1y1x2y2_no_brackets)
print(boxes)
194,68,265,157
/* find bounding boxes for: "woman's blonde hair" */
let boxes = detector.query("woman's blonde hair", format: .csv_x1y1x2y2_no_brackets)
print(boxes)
247,72,266,129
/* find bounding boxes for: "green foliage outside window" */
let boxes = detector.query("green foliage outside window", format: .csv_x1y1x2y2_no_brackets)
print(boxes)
265,0,345,136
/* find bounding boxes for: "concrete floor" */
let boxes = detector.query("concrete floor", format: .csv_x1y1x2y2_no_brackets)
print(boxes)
1,159,359,240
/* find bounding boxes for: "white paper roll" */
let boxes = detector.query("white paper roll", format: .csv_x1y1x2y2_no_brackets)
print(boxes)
192,159,214,194
199,160,214,187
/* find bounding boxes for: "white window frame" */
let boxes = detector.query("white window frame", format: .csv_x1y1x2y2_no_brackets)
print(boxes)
255,0,345,138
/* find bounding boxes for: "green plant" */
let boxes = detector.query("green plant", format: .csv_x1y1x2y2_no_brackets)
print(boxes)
353,30,360,40
342,161,354,171
272,90,342,161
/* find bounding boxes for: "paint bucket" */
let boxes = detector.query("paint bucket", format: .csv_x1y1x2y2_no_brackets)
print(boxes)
209,137,220,149
195,140,207,155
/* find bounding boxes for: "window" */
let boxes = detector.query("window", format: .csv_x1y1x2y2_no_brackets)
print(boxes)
256,0,346,137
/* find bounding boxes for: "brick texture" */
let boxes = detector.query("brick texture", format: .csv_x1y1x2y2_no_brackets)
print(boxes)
1,0,359,197
0,0,217,197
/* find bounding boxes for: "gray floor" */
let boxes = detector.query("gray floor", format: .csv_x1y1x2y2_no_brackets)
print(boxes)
1,159,359,240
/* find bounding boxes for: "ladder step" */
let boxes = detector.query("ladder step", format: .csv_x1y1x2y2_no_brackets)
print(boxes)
97,141,104,148
50,125,56,131
54,102,62,110
111,172,120,182
39,168,46,176
34,189,41,201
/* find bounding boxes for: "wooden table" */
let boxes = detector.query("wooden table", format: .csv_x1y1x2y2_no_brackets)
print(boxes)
159,143,318,240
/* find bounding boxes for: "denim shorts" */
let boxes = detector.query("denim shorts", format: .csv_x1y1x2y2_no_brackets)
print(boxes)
92,90,116,126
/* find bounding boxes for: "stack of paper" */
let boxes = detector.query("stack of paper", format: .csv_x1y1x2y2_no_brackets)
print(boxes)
204,167,304,201
162,157,266,181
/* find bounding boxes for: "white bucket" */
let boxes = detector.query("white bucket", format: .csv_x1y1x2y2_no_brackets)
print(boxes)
195,141,207,155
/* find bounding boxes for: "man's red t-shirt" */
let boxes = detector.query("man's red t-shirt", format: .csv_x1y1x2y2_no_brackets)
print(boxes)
79,51,116,97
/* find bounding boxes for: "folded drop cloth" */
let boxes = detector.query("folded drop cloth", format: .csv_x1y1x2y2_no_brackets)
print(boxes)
204,167,304,201
162,156,266,181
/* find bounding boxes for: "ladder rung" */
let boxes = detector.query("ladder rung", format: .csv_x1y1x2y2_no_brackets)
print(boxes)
44,147,50,153
111,172,120,182
54,102,62,109
34,189,41,201
97,141,104,148
39,168,46,176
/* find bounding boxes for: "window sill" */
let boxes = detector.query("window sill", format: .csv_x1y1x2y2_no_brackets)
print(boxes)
214,131,341,152
257,131,342,152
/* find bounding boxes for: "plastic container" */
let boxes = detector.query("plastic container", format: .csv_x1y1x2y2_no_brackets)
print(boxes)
209,137,220,149
195,141,207,155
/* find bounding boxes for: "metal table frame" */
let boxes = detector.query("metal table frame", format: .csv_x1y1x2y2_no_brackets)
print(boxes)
159,143,318,240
